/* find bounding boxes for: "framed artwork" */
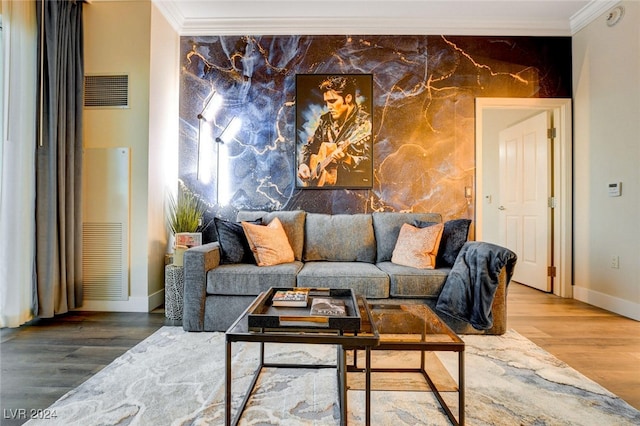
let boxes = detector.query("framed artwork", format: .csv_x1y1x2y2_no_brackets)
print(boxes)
295,74,373,189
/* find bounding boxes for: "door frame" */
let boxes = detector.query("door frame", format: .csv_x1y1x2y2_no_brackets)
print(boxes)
475,98,572,298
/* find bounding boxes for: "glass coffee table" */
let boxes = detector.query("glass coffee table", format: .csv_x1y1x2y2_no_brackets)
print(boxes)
225,289,380,426
353,302,465,425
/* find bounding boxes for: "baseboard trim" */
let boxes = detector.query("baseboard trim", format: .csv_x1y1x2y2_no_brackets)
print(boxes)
573,286,640,321
78,289,165,313
148,288,165,311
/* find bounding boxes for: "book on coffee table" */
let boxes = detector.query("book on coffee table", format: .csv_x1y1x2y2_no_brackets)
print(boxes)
310,297,346,316
249,288,360,331
272,289,310,307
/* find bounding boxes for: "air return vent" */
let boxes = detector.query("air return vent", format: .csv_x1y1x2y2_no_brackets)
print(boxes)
82,148,130,302
84,74,129,108
83,222,128,300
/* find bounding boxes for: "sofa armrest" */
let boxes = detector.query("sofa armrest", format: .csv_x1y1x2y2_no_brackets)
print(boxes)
436,240,516,334
182,242,221,331
486,267,508,334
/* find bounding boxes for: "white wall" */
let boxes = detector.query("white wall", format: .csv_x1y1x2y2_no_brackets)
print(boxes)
148,4,180,299
572,1,640,320
83,0,177,311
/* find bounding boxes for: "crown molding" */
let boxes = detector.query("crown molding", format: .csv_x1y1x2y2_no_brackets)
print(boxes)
570,0,620,34
174,17,573,37
153,1,613,38
153,0,185,33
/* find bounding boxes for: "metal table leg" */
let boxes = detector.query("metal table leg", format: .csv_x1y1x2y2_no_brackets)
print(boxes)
228,342,266,426
365,346,371,425
339,346,347,425
225,340,232,426
459,350,465,426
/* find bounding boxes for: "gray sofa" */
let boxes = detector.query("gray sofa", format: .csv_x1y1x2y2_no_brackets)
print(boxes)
182,210,513,334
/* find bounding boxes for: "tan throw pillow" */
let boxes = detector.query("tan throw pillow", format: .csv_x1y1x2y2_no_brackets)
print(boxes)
241,217,295,266
391,223,444,269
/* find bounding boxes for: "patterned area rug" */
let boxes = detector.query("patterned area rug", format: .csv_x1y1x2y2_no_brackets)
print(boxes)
26,327,640,425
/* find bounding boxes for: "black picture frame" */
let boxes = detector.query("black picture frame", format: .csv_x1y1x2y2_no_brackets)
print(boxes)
295,74,373,189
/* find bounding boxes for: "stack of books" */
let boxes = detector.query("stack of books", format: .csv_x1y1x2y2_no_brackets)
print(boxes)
271,289,310,307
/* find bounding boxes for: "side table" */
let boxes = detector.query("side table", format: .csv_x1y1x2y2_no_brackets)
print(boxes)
356,303,465,425
225,291,379,425
164,264,184,320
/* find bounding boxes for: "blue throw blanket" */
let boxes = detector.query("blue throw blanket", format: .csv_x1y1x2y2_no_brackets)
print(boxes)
436,241,517,330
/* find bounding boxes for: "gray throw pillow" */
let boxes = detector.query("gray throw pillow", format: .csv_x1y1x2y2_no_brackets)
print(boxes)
437,219,472,267
414,219,471,267
214,217,262,264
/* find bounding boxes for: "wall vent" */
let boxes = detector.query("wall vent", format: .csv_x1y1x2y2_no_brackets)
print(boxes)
82,148,130,302
83,222,128,300
84,74,129,108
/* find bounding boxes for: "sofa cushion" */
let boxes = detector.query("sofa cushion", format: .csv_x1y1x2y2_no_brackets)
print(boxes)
297,261,389,298
207,261,303,296
376,261,450,298
372,212,442,263
391,223,444,269
242,217,295,266
213,217,261,264
303,213,376,263
236,210,306,261
436,219,472,267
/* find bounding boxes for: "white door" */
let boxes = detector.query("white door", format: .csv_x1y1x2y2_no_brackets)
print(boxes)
498,111,552,292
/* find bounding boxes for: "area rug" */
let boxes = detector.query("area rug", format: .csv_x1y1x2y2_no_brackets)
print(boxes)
26,327,640,425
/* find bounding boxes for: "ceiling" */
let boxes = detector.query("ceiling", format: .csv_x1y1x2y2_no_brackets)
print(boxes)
153,0,620,36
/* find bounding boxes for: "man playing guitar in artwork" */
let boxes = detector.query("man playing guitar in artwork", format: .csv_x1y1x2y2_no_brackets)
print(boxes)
297,76,372,187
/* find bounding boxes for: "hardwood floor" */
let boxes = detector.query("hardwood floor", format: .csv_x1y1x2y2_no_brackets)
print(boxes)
0,283,638,425
0,312,167,426
507,283,640,410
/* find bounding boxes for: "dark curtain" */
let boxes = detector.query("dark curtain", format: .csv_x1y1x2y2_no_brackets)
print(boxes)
35,0,84,317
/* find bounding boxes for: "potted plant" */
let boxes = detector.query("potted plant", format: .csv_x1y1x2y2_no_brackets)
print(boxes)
167,189,207,266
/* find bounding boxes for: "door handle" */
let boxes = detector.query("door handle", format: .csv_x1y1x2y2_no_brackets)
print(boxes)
498,206,506,210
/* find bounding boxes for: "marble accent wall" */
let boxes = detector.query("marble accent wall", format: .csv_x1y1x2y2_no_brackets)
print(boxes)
179,35,570,240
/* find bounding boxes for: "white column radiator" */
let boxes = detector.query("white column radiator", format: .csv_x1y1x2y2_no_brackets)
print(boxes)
82,148,130,301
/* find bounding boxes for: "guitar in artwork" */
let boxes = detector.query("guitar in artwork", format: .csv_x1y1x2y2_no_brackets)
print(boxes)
307,122,372,187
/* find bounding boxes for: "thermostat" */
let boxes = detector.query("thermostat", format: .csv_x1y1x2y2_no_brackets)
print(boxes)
608,182,622,197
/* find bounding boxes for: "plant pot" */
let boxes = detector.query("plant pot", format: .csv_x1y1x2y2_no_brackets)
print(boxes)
175,232,202,247
173,246,187,266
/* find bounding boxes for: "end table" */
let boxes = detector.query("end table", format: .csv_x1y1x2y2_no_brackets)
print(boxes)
164,264,184,320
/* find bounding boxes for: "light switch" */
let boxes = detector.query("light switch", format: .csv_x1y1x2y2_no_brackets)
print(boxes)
608,182,622,197
464,186,472,198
